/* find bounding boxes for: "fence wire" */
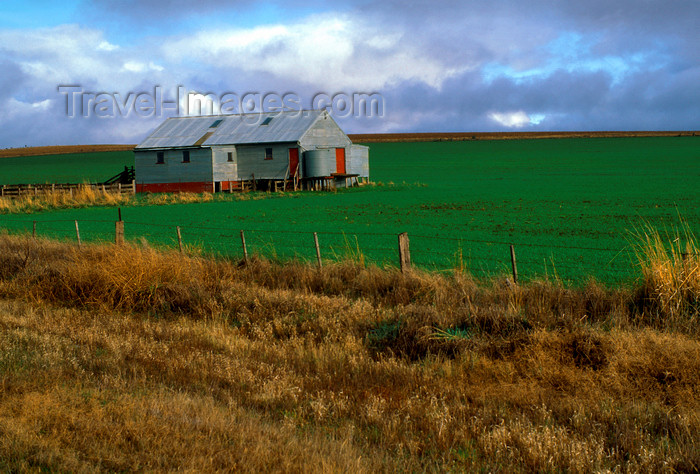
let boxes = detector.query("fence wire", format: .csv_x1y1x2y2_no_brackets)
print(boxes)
0,217,642,285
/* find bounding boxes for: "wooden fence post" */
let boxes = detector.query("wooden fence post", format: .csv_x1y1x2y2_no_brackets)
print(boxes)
398,232,411,273
510,244,518,284
115,221,124,245
75,220,81,247
240,230,248,262
131,179,136,195
313,232,322,269
176,226,183,253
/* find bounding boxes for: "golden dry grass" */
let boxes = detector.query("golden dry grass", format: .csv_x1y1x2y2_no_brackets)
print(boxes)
0,187,279,214
632,223,700,332
0,234,698,471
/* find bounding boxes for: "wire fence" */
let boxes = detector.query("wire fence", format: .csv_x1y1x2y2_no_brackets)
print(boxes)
0,217,642,285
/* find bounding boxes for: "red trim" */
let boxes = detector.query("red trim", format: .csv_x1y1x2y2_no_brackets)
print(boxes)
136,182,212,193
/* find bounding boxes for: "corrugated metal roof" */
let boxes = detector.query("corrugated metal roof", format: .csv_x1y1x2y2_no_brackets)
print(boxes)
135,110,326,149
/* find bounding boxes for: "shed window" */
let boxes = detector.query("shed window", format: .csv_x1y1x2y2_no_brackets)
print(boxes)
210,119,223,128
227,152,233,162
260,117,273,126
156,151,164,164
182,150,190,163
265,147,273,160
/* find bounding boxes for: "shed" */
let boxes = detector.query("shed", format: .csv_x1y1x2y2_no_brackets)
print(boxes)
134,110,369,193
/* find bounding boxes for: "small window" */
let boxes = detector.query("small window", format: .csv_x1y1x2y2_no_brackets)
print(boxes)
227,152,233,162
156,151,164,164
210,119,223,128
182,150,190,163
264,147,273,160
260,117,273,126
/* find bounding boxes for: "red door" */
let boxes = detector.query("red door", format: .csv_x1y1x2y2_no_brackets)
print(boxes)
335,148,346,174
289,148,299,177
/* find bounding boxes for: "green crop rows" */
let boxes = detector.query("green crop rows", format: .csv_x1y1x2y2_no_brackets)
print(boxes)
1,137,698,285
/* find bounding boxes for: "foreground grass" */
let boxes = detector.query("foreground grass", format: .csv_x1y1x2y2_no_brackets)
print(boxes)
0,235,698,471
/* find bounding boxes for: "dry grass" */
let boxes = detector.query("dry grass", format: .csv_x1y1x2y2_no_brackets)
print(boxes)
0,234,698,471
0,187,280,214
633,223,700,332
0,185,131,213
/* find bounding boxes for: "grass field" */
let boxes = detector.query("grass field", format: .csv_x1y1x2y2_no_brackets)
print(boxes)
0,137,698,285
0,234,697,471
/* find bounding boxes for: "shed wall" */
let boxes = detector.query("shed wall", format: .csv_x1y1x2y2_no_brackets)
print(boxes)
299,114,351,150
235,142,297,180
135,148,212,185
211,146,238,181
347,145,369,178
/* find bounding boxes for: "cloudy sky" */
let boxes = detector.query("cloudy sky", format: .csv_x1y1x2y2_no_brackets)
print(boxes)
0,0,697,147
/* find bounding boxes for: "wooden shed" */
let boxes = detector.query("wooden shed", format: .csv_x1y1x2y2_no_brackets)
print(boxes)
134,110,369,193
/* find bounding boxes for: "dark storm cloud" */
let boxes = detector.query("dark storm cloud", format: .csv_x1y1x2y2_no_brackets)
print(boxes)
378,56,699,133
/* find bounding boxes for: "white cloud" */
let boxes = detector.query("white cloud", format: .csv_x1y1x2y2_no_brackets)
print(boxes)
488,111,532,128
162,14,462,90
97,40,119,51
122,61,165,73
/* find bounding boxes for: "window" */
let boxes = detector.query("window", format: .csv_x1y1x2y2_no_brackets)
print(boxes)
260,117,273,126
227,152,234,162
210,119,223,128
156,151,164,164
182,150,190,163
264,147,273,160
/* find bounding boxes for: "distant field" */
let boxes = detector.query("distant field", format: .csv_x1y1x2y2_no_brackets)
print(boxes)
0,144,135,158
0,136,698,285
0,150,133,184
349,130,699,142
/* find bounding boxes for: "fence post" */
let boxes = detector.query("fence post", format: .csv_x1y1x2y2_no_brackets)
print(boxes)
313,232,322,269
75,220,81,248
176,226,183,253
115,221,124,245
240,230,248,262
510,244,518,284
132,179,136,195
398,232,411,273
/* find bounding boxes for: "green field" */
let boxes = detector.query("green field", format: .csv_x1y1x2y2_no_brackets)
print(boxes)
0,151,133,184
1,137,698,285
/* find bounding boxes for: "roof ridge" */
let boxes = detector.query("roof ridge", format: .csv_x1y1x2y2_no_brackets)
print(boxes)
164,109,324,120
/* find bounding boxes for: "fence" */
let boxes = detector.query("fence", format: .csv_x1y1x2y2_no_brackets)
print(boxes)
0,181,136,198
0,215,644,286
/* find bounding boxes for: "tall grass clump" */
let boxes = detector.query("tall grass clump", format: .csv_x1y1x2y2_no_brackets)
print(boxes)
633,223,699,331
